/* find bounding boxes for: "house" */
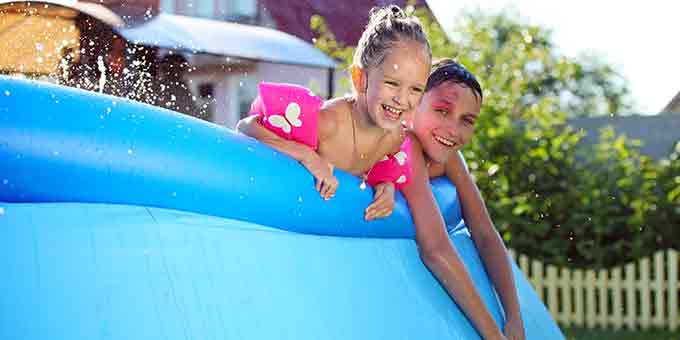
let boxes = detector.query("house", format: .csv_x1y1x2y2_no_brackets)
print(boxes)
154,0,430,126
569,114,680,160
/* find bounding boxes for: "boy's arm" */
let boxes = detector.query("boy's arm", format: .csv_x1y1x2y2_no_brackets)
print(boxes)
402,137,505,340
445,152,524,339
236,114,338,199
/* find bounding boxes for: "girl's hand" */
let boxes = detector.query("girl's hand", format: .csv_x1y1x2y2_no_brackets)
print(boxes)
364,182,395,220
503,315,525,340
301,152,338,200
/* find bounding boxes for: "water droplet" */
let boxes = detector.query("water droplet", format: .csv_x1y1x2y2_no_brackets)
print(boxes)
298,196,303,203
239,194,245,200
171,192,177,197
249,177,255,182
127,149,133,155
0,207,4,215
247,146,254,152
2,179,8,185
4,90,9,96
53,151,60,156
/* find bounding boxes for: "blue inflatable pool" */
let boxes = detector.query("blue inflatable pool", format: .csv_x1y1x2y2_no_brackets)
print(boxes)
0,76,564,339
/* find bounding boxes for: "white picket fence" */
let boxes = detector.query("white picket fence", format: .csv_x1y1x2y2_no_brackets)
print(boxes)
508,249,679,330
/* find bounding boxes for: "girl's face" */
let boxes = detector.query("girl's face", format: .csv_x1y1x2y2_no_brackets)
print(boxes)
412,81,481,163
361,39,430,130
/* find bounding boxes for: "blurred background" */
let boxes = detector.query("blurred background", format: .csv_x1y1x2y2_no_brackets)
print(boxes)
1,0,678,339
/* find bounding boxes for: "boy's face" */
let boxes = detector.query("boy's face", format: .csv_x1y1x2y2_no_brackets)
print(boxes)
413,81,481,163
362,39,430,130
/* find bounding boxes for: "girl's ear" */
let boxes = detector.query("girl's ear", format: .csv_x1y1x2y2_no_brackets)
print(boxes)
350,65,367,94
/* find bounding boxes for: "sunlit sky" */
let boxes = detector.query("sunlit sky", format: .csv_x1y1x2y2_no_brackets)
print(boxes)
426,0,679,114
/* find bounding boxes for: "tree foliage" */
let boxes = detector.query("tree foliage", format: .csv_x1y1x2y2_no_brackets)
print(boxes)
312,8,678,268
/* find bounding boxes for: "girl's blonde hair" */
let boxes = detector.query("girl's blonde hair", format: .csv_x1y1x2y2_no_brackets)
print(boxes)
352,5,431,70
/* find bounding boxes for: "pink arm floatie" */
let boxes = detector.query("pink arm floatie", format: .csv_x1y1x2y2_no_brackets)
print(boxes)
366,135,413,189
249,82,323,150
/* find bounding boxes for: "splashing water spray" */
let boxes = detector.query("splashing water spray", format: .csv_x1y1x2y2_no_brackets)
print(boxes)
97,56,107,93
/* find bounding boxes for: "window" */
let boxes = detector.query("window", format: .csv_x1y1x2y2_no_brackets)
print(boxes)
237,74,257,119
159,0,175,14
195,0,214,18
224,0,257,22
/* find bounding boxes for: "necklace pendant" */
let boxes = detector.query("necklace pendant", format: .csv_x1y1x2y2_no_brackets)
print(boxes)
359,180,367,191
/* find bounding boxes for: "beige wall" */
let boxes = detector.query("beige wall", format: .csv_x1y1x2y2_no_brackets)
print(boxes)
0,11,79,75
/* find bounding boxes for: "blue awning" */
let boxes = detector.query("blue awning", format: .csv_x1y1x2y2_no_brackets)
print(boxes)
118,14,337,69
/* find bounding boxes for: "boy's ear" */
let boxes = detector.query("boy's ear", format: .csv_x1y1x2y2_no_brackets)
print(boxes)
350,65,367,94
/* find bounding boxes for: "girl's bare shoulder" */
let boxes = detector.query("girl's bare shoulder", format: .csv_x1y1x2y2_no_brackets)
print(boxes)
318,97,352,139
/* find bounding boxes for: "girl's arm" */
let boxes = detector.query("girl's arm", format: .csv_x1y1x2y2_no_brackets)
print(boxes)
445,152,524,340
236,114,338,199
401,137,506,340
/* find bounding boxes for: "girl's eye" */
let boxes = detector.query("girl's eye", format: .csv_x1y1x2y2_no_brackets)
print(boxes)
435,108,448,116
385,81,398,86
463,118,476,126
411,87,424,94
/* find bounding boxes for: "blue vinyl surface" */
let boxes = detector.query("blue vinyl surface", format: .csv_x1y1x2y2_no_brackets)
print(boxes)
0,77,564,339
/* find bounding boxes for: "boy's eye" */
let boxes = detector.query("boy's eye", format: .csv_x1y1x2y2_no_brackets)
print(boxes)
463,118,476,126
385,81,398,86
435,108,448,115
411,87,424,93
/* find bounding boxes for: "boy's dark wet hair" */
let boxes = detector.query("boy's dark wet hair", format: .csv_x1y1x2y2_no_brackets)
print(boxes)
425,58,483,102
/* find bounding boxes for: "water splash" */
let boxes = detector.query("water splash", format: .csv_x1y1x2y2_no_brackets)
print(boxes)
97,56,107,93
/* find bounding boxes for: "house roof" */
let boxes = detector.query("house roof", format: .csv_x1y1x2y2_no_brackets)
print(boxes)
118,13,337,69
661,91,680,113
569,115,680,160
260,0,428,45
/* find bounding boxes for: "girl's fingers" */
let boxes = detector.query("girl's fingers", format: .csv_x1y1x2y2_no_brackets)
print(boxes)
316,177,323,192
320,180,330,199
375,207,392,218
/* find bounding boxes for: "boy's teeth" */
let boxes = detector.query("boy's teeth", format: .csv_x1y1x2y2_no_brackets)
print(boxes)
435,135,454,147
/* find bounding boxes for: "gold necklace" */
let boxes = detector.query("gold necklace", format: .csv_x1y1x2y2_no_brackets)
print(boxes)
350,110,370,190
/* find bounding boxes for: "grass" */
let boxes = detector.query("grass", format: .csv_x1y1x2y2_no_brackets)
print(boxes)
563,327,679,340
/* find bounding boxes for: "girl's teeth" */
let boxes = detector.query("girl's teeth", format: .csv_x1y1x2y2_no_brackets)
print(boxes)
383,105,402,115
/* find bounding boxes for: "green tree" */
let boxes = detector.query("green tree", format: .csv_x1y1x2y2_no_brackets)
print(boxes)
311,8,673,268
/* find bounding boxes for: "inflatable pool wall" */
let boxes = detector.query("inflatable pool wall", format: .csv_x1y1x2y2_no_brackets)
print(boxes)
0,76,564,339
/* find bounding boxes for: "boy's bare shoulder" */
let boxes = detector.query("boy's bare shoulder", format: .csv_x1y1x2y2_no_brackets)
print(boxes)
318,97,351,139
